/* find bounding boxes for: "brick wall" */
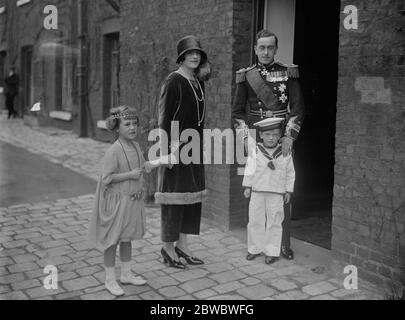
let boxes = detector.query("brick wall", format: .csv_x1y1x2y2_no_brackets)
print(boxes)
120,0,254,229
333,0,405,289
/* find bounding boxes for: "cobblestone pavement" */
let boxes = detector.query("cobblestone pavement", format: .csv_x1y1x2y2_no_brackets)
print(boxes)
0,118,384,300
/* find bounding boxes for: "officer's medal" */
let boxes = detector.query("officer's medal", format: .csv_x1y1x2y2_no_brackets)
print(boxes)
267,161,275,170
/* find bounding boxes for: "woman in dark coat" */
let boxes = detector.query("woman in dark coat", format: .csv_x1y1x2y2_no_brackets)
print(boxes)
155,35,210,269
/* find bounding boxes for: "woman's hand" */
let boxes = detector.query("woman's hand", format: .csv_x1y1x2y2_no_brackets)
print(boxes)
131,168,144,180
244,188,251,199
284,192,292,204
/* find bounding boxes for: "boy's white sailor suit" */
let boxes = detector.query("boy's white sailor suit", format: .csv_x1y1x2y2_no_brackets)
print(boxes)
242,142,295,257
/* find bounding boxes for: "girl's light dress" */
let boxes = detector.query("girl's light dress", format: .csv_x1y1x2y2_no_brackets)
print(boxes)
88,140,146,250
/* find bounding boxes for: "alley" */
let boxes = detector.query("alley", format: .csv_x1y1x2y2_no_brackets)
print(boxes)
0,117,383,300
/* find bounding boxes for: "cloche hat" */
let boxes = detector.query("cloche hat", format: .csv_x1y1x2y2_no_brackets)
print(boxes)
176,35,207,64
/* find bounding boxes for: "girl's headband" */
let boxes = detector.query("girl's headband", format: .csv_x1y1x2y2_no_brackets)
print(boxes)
111,111,138,120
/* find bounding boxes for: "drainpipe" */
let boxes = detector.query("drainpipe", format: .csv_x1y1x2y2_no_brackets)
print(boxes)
77,0,88,137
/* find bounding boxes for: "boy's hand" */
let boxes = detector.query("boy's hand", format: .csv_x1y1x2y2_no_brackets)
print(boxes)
284,192,292,204
131,168,144,179
244,188,251,198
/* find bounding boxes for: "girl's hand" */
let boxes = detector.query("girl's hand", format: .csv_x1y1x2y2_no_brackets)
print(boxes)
131,168,144,179
244,188,251,198
284,192,292,204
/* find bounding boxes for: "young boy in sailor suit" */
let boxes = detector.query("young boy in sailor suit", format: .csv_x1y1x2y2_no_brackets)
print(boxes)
242,117,295,264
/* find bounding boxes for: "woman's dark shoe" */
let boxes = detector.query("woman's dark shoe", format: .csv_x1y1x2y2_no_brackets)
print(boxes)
175,246,204,265
161,248,186,269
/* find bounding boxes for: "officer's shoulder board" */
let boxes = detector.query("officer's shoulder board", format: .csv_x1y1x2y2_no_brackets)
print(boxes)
275,62,300,78
236,65,255,83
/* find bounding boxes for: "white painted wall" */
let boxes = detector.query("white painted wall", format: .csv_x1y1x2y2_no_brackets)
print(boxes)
264,0,296,65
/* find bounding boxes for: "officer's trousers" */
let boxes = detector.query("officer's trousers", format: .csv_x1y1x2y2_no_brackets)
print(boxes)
282,202,291,248
247,192,284,257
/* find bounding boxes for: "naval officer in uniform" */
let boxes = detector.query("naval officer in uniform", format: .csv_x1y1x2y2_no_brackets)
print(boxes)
232,29,305,260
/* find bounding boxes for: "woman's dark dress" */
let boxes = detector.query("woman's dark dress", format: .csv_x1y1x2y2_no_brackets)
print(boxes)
155,71,207,242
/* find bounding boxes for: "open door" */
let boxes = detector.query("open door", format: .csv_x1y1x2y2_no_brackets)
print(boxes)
260,0,340,249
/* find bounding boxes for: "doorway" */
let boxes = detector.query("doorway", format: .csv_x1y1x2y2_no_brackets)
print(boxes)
20,46,34,117
258,0,340,249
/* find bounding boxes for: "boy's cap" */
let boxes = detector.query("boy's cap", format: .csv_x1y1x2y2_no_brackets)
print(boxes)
254,117,284,131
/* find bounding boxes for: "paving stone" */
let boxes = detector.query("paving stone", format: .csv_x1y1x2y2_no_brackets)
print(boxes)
62,276,99,291
52,232,79,240
0,273,25,284
193,289,217,299
120,283,150,296
273,290,310,300
209,270,247,284
139,290,165,300
81,291,116,300
76,265,103,277
3,240,29,249
86,256,104,265
84,285,105,294
212,281,245,294
330,288,363,298
177,294,195,300
11,279,42,290
274,265,306,276
266,278,298,291
202,262,234,273
133,252,160,263
180,278,217,294
208,294,246,300
171,268,209,282
158,286,187,298
54,290,83,300
302,281,337,296
289,271,328,285
237,284,277,299
241,277,262,286
239,263,275,275
12,254,39,264
37,255,73,267
0,285,11,294
26,286,65,299
310,294,338,300
0,257,14,266
59,261,89,272
14,232,43,240
44,246,75,256
147,276,179,290
0,290,29,300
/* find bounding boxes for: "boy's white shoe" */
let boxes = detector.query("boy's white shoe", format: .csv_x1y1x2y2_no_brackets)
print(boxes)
105,280,125,296
120,273,147,286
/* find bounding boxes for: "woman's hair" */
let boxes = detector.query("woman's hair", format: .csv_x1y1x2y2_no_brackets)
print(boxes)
105,105,139,131
196,61,212,82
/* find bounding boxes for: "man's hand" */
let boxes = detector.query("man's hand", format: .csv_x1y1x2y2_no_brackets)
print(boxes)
284,192,292,204
281,136,293,157
244,188,251,199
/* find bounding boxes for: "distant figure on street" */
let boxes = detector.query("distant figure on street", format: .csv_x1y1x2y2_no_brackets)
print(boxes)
4,66,19,119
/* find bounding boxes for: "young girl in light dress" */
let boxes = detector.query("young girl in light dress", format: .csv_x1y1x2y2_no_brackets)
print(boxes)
88,106,169,296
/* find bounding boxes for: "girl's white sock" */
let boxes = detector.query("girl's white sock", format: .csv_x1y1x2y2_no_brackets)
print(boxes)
105,266,116,283
121,261,132,277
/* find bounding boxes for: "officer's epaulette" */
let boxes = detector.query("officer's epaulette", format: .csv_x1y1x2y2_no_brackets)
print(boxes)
236,65,255,83
275,62,299,78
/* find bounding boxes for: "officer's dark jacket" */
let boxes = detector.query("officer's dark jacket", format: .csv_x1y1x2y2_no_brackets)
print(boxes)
232,62,305,140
